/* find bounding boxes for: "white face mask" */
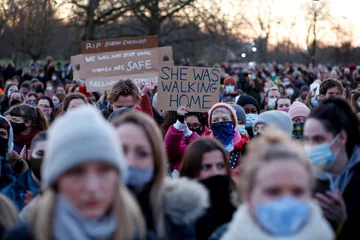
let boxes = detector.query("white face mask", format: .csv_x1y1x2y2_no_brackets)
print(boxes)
267,98,277,109
225,85,235,94
286,89,294,96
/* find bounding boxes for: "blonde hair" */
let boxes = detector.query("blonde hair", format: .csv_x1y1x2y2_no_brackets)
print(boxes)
112,112,167,238
0,193,18,230
107,79,141,105
30,187,146,240
239,127,313,200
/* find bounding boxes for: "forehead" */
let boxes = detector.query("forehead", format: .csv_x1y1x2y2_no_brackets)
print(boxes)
243,104,257,110
38,99,49,105
185,115,200,123
327,86,342,93
212,111,231,119
32,141,47,151
277,99,291,105
9,86,18,91
268,90,280,97
11,92,21,97
114,95,135,105
255,160,310,188
304,118,329,137
202,150,224,163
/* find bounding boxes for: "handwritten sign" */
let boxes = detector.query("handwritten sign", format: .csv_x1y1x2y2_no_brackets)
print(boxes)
81,36,158,54
85,72,159,93
78,48,159,77
157,66,221,112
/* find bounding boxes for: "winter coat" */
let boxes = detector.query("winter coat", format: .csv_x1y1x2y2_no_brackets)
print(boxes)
314,146,360,239
195,176,236,240
164,126,200,171
2,170,40,211
220,202,334,240
0,157,15,190
133,177,209,240
101,93,154,119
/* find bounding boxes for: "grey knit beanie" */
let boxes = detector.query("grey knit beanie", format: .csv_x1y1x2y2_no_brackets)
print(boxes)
253,110,293,136
230,104,246,124
42,105,127,189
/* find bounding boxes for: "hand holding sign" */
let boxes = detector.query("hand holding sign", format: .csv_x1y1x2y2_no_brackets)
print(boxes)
176,106,188,116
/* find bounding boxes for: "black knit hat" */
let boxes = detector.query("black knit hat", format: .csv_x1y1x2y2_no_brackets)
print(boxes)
236,95,260,114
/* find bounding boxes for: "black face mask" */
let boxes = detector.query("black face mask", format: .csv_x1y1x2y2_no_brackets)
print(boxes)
10,99,22,107
29,157,43,180
11,122,27,134
189,127,203,136
0,137,8,156
200,175,232,199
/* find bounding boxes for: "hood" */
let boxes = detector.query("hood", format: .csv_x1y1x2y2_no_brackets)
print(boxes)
221,201,334,240
0,115,13,154
162,177,209,225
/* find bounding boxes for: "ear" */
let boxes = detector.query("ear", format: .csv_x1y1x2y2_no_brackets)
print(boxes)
25,120,31,128
339,130,348,148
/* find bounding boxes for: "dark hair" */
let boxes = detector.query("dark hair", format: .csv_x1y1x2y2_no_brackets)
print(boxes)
180,137,231,179
30,131,47,151
38,96,55,121
20,81,31,90
107,79,141,105
309,97,360,157
0,118,10,156
185,112,207,126
26,93,39,102
62,93,88,112
265,87,280,98
55,93,66,103
9,104,49,131
9,90,24,102
1,84,18,103
350,91,360,114
319,78,344,95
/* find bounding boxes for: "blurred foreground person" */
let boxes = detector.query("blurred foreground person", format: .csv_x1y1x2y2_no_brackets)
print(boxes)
221,128,334,240
181,138,236,240
0,194,18,239
113,112,209,240
4,106,145,240
304,97,360,239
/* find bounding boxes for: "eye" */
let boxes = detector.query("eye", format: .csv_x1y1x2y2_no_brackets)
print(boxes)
202,164,212,171
136,150,150,158
292,187,305,197
217,163,225,169
265,187,281,197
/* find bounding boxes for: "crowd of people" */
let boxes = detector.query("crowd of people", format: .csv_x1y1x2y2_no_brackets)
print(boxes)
0,58,360,240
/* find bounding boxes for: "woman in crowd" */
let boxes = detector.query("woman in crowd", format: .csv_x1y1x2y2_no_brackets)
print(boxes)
25,93,39,106
203,103,249,169
236,95,260,138
288,101,310,141
4,106,146,240
37,96,55,124
350,90,360,115
0,116,16,190
112,111,209,239
304,97,360,239
253,110,293,137
0,194,18,239
1,84,18,115
164,106,201,174
181,137,236,240
221,128,334,240
275,94,291,112
8,104,48,154
52,93,66,117
62,93,88,113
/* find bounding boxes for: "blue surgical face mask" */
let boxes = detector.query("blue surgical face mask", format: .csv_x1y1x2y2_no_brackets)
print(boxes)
211,121,234,147
39,73,44,78
27,100,37,106
246,113,258,128
236,124,247,136
126,166,154,193
225,85,235,94
256,197,310,236
267,98,276,109
304,134,340,169
311,97,318,107
51,76,57,81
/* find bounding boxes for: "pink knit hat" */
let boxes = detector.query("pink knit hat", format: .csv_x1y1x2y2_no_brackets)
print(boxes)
288,101,310,120
208,102,237,129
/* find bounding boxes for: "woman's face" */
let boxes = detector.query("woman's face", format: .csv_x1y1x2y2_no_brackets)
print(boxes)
254,123,266,135
38,99,53,116
276,99,291,112
68,99,86,111
212,111,231,123
52,96,60,105
8,85,18,94
243,104,258,114
0,127,9,139
248,160,311,209
116,123,153,169
304,118,335,146
198,150,226,180
27,95,37,102
57,162,119,220
293,116,307,123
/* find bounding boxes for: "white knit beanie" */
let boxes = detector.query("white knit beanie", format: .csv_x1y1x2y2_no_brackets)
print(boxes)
42,105,127,189
253,110,293,136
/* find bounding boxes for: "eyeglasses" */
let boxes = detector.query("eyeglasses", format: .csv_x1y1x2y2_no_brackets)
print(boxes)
187,123,201,129
38,104,50,108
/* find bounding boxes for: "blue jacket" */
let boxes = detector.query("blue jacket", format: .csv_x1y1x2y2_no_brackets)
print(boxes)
0,157,15,191
1,170,39,211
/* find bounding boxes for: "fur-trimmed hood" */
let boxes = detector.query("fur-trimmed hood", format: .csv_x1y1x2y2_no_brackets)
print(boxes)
221,201,334,240
162,177,209,225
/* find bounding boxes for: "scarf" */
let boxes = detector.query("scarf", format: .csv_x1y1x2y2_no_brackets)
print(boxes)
14,128,40,146
208,129,242,153
53,194,117,240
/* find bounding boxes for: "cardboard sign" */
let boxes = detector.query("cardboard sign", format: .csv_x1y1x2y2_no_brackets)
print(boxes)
81,36,158,54
158,46,174,65
85,72,159,93
78,48,160,78
157,66,221,112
